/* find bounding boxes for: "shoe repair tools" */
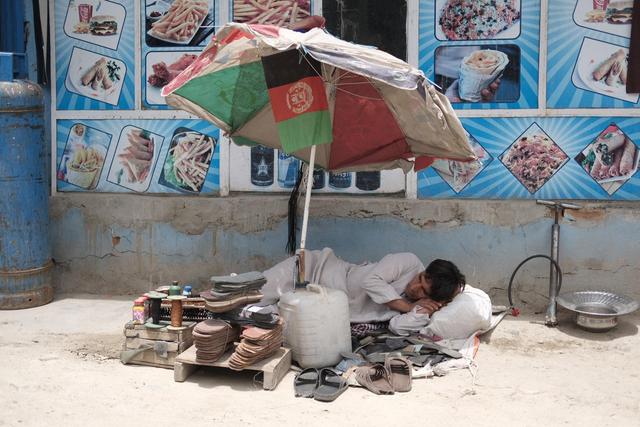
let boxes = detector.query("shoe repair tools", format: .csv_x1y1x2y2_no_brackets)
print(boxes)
144,291,167,328
167,295,187,329
160,297,211,322
120,341,168,365
122,321,196,368
507,200,581,326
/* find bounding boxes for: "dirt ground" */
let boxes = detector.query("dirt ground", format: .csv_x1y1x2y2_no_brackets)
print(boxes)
1,294,639,427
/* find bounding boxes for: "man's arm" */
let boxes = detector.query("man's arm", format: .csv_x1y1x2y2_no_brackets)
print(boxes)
360,253,424,307
385,298,415,313
385,298,442,314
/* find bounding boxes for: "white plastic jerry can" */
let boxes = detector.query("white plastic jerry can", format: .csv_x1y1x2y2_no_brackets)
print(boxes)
278,284,351,368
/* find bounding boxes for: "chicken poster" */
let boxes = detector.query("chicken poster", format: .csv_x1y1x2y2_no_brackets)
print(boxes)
142,0,215,109
419,0,540,111
56,120,220,194
418,117,640,200
547,0,637,109
55,0,135,110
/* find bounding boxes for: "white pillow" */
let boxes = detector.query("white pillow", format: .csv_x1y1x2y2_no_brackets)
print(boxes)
421,284,492,340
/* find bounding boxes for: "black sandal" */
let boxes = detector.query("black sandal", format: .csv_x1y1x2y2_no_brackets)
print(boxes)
294,368,319,398
313,368,348,402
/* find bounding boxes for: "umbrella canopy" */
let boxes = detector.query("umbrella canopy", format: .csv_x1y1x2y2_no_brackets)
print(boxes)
162,23,476,172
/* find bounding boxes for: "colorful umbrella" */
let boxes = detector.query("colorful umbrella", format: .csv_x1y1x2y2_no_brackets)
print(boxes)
163,22,476,280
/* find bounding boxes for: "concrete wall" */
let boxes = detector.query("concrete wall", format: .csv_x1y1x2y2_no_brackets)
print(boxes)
50,194,640,310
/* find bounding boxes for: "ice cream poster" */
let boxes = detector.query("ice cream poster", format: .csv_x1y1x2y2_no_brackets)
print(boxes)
55,0,135,110
419,0,540,110
547,0,637,109
141,0,215,109
418,117,640,200
56,119,220,194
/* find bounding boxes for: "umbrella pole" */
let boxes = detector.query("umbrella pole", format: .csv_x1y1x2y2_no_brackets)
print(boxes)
297,145,316,284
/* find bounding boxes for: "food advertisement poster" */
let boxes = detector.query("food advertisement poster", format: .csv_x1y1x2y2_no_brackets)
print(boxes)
142,0,215,109
229,144,406,194
231,0,312,29
418,117,640,199
55,0,135,110
547,0,637,109
56,119,220,194
419,0,540,110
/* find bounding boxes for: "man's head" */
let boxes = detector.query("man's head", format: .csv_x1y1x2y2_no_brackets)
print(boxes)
405,259,466,303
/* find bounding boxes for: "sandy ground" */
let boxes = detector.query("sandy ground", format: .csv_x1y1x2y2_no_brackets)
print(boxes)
1,294,640,427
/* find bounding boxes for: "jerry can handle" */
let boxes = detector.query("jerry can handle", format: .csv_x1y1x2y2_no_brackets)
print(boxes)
306,283,327,297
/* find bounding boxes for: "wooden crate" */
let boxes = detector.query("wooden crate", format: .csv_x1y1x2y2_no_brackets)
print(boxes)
174,346,291,390
122,321,196,369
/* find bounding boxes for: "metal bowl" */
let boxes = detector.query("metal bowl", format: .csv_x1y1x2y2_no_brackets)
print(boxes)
556,291,639,332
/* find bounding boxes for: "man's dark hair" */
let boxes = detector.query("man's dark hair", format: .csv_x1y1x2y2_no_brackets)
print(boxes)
425,259,466,302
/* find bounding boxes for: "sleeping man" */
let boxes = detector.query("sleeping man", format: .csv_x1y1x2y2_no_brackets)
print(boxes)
260,248,491,339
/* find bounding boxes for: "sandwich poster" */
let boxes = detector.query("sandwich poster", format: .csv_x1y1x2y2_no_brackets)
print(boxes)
141,0,216,109
418,0,541,110
55,0,135,110
418,116,640,200
547,0,638,109
56,119,220,194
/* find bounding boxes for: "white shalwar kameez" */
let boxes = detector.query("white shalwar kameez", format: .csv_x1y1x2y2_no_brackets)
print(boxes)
260,248,424,323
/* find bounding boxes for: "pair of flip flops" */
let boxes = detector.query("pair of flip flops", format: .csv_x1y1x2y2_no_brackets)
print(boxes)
294,367,348,402
353,356,412,395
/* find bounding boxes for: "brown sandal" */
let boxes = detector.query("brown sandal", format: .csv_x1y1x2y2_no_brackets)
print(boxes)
385,356,412,392
354,363,394,395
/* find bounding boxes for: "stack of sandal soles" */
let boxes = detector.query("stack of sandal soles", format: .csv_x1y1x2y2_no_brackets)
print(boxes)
193,319,239,364
228,320,284,370
201,272,266,313
217,306,280,329
352,356,412,395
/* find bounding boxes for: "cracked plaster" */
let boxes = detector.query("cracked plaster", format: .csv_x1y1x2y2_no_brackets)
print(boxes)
49,194,640,307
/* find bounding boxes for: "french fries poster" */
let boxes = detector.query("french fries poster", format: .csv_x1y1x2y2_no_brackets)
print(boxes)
56,119,221,194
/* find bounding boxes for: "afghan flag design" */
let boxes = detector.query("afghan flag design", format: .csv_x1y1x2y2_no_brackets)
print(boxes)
261,49,332,153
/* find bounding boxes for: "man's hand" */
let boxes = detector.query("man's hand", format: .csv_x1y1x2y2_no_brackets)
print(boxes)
415,298,443,316
385,298,416,313
445,79,501,103
480,79,501,101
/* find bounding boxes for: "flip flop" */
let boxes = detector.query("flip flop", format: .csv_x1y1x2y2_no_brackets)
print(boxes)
385,356,412,392
294,368,319,398
354,364,394,395
313,368,349,402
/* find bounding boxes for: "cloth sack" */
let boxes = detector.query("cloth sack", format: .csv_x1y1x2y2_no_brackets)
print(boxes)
420,285,492,340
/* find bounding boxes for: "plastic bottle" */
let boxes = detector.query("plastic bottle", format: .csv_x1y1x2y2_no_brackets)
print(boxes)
312,168,325,189
328,172,352,189
250,145,274,186
355,171,381,191
169,280,181,296
132,297,146,324
277,151,300,188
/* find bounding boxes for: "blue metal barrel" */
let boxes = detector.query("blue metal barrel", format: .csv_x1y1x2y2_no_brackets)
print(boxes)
0,79,53,309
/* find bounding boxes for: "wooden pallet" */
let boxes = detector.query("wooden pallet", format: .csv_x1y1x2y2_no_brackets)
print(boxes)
174,346,291,390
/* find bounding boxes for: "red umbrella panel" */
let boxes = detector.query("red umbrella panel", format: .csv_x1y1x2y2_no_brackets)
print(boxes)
163,23,477,173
